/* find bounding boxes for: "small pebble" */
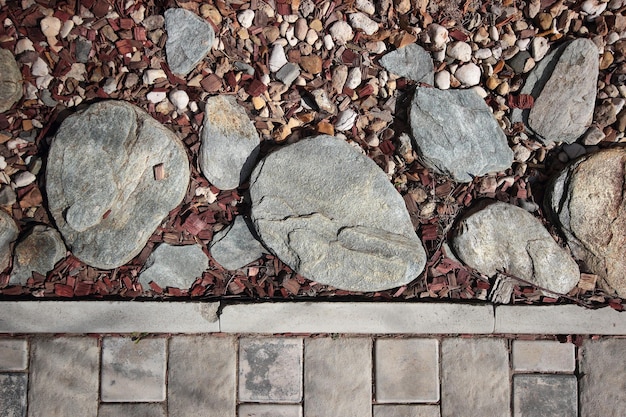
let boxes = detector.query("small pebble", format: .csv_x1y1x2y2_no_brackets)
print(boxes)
329,21,354,45
169,90,189,110
366,40,386,54
269,44,288,72
102,78,117,94
60,20,74,38
530,37,549,61
13,171,36,188
349,12,378,36
447,41,472,62
332,65,348,94
237,9,255,29
0,186,16,206
345,67,362,90
581,0,607,18
355,0,376,14
474,48,492,59
428,24,449,49
455,63,481,86
143,69,167,84
0,156,6,170
305,29,319,45
31,58,49,77
147,91,167,103
335,109,358,131
435,70,451,90
15,38,34,54
581,125,606,145
512,144,532,162
323,34,335,50
40,15,61,38
295,18,308,40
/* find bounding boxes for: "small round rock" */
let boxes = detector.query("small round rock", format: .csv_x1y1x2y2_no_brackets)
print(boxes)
455,63,481,86
329,21,354,45
237,9,255,29
40,16,62,38
169,90,189,111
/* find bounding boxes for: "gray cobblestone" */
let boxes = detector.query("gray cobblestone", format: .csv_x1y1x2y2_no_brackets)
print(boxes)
373,405,441,417
513,375,577,417
98,403,167,417
0,373,27,417
0,339,28,371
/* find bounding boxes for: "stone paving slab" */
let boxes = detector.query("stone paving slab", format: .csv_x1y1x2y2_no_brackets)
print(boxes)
0,338,28,371
98,403,167,417
373,405,441,417
512,340,575,373
238,404,303,417
513,374,577,417
0,373,27,417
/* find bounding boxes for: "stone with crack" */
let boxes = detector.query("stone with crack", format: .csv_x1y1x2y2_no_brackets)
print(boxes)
164,8,215,76
249,135,426,292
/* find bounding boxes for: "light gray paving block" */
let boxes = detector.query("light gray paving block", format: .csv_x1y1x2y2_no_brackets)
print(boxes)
374,405,441,417
0,301,219,333
98,403,167,417
513,375,577,417
101,337,166,402
495,305,626,334
168,336,236,417
28,337,99,417
375,338,439,402
0,339,28,371
239,404,302,417
304,337,372,417
239,338,303,403
513,340,575,373
580,338,626,417
221,302,494,333
0,373,27,417
441,338,510,417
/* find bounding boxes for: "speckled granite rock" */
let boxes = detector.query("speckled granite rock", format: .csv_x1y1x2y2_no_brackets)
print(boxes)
164,8,215,76
0,49,22,113
10,225,66,285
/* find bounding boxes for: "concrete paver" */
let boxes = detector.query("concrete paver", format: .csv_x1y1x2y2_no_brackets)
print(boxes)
101,337,166,402
304,337,372,417
512,340,575,373
441,338,510,417
168,336,236,417
0,339,28,371
375,338,439,403
28,337,99,417
373,405,441,417
98,403,167,417
238,404,303,417
513,375,577,417
239,337,303,403
0,373,27,417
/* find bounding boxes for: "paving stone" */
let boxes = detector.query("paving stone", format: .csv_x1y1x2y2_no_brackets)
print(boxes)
101,337,166,402
168,336,236,417
0,339,28,371
441,338,510,417
513,340,575,373
375,338,439,403
304,337,372,417
239,338,303,403
98,403,167,417
373,405,441,417
239,404,303,417
580,338,626,417
221,302,494,333
513,375,577,417
28,337,98,417
0,373,27,417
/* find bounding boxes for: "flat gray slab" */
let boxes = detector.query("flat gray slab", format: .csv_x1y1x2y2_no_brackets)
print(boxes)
28,337,99,417
0,373,27,417
512,340,575,373
0,301,219,333
239,404,302,417
513,375,577,417
373,405,441,417
98,403,167,417
168,336,236,417
304,337,372,417
221,302,494,334
101,337,166,402
0,339,28,371
495,305,626,334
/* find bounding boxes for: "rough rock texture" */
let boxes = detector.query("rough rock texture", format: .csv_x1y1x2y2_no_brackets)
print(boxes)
512,39,598,144
0,48,22,113
410,88,513,183
452,202,579,295
10,225,66,285
138,244,208,290
46,101,189,269
164,8,215,76
249,135,426,292
210,216,266,270
0,209,18,272
580,339,626,417
379,44,434,85
199,96,260,190
544,148,626,297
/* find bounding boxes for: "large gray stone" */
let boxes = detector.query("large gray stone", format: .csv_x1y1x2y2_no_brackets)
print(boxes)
10,225,66,285
452,202,579,295
209,215,266,270
512,39,598,144
409,88,513,183
138,244,208,290
0,49,22,113
249,135,426,292
164,8,215,76
0,210,18,272
46,101,189,269
545,148,626,297
199,95,260,190
379,43,434,85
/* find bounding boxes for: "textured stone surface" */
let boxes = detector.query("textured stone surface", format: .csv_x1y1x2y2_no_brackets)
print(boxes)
409,88,513,182
513,375,577,417
168,336,236,417
10,225,66,285
379,44,434,84
375,338,439,402
545,148,626,297
0,49,22,113
0,339,28,371
239,338,303,403
441,338,510,417
249,135,426,292
101,337,166,402
374,405,441,417
452,202,579,295
29,337,99,417
98,404,167,417
0,209,18,272
210,215,266,270
239,404,302,417
580,338,626,417
0,373,27,417
304,338,371,417
46,100,189,269
164,8,215,76
513,340,575,372
199,95,260,190
512,39,598,144
138,243,208,290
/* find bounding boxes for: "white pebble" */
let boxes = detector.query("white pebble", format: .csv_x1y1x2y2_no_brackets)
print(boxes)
366,40,386,54
335,109,358,131
40,15,61,38
516,38,531,51
36,74,53,89
143,69,166,84
470,85,488,98
455,63,481,86
489,26,499,41
428,24,449,49
0,156,6,170
60,20,74,38
345,67,362,90
355,0,376,14
323,34,335,50
285,26,298,46
260,73,271,85
474,48,492,60
348,12,378,36
169,90,189,110
13,171,36,188
31,58,49,77
102,78,117,94
581,0,607,18
237,9,255,29
15,38,34,54
530,37,549,61
269,44,288,72
435,70,451,90
305,29,319,45
447,41,472,62
329,21,354,45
